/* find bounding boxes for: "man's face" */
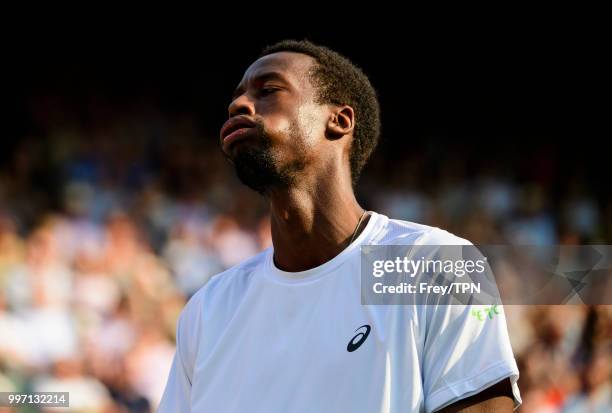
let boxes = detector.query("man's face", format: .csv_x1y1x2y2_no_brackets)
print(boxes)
220,52,331,194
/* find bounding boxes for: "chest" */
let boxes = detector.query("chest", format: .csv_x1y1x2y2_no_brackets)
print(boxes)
189,277,424,412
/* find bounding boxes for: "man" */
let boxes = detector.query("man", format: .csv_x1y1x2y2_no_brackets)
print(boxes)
158,40,521,412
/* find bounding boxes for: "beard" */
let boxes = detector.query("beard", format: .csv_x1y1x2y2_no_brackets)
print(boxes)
229,120,305,195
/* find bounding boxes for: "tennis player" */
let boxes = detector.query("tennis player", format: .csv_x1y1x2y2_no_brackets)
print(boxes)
158,40,521,413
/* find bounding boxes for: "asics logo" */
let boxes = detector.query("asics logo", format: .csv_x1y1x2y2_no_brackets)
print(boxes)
347,324,371,352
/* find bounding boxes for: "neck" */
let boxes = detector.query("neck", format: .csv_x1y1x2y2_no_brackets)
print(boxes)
267,174,368,272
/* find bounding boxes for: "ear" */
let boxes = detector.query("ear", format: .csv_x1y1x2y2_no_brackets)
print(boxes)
326,105,355,140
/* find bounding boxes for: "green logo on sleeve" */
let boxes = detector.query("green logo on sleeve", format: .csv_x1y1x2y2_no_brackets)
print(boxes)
471,305,501,321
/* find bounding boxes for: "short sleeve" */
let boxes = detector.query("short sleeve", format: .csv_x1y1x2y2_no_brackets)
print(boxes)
157,311,192,412
422,303,521,413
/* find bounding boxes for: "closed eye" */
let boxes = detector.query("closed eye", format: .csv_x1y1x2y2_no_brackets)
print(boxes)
258,86,281,97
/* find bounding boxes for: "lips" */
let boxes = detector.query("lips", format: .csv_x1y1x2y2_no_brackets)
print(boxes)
220,116,257,148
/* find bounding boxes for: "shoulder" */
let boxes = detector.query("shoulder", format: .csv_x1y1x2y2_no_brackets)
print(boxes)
378,214,472,246
172,249,270,368
178,248,270,326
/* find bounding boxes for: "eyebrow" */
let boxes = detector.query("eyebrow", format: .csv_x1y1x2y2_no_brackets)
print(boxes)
232,71,290,100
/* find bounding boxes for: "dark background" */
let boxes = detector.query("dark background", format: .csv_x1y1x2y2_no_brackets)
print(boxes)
5,26,607,199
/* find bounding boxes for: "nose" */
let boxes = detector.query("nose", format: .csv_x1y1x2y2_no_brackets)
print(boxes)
228,93,255,118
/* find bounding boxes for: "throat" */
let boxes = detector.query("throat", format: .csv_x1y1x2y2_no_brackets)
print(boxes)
270,208,371,273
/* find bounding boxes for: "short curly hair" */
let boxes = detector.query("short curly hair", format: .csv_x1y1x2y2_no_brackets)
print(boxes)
260,40,381,186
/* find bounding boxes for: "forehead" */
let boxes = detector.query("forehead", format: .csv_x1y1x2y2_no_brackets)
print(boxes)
239,52,317,88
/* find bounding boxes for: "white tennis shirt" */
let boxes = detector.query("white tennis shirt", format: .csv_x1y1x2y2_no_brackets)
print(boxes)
158,211,521,412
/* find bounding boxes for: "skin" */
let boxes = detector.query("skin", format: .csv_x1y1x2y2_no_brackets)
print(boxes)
222,51,515,412
437,379,515,412
222,51,365,272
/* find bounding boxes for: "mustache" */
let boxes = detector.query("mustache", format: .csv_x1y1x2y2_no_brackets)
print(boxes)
250,117,266,138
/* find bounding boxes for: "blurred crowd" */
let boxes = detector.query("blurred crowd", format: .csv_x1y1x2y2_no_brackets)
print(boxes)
1,99,610,412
